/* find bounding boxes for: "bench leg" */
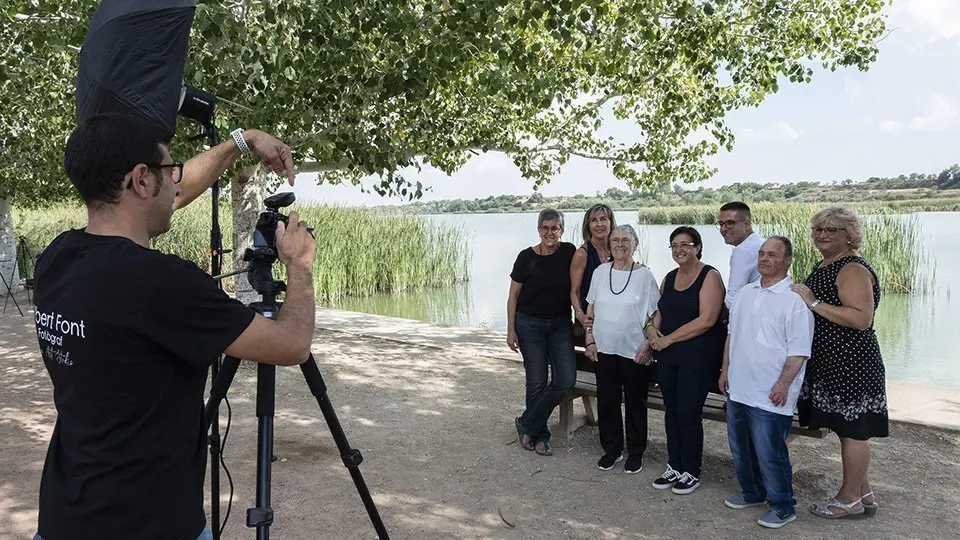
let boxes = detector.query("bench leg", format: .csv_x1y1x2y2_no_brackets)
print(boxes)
558,396,575,440
582,395,598,426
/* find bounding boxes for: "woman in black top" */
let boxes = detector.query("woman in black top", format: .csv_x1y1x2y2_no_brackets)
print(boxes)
645,226,727,495
507,208,577,456
790,206,888,519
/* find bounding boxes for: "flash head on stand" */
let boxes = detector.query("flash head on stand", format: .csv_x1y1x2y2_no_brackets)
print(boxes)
178,85,217,129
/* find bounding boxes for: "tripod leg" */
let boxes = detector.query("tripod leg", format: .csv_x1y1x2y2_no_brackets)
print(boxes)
0,270,22,317
300,354,391,540
249,363,276,540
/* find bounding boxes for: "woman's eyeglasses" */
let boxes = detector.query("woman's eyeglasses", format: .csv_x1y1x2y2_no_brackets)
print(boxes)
810,226,841,236
668,242,697,250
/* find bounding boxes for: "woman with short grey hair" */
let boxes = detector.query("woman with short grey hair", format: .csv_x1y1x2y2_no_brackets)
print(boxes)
507,208,577,456
790,205,888,519
584,224,660,473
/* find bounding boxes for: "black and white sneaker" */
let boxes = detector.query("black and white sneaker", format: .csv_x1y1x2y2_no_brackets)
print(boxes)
671,472,701,495
597,453,623,471
652,465,682,489
624,456,643,474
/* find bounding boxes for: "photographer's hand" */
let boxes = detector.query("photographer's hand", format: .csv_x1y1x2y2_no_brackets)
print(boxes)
174,129,296,210
244,130,296,186
276,211,317,270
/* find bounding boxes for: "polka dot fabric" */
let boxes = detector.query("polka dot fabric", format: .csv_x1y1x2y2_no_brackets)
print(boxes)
797,255,890,440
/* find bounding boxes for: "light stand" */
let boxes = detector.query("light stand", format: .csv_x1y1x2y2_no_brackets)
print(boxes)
178,85,230,539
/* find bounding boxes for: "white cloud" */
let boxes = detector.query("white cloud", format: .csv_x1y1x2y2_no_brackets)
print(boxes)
737,123,801,143
739,127,758,141
844,78,866,103
879,120,904,133
895,0,960,42
773,121,801,141
907,95,960,131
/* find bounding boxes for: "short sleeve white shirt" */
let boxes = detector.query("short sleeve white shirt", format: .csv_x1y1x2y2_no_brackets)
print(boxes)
726,232,765,309
586,263,661,359
727,276,814,416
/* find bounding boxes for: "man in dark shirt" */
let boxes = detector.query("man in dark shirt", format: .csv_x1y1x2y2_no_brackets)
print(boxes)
32,113,318,540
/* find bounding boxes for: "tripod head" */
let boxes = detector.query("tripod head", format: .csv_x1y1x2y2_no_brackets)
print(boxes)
244,192,297,307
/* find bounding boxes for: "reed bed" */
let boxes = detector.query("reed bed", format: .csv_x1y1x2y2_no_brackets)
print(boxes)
632,202,934,294
13,201,469,302
635,199,960,225
756,208,935,295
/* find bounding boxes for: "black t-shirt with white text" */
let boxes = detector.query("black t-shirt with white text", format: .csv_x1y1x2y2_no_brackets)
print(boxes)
509,242,576,318
33,230,256,540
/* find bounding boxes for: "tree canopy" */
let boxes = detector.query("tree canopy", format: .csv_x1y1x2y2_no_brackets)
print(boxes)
2,0,890,206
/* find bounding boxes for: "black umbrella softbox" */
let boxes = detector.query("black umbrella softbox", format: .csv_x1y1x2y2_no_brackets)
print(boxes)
75,0,196,140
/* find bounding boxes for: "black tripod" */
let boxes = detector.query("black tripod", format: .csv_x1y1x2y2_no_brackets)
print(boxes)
203,193,389,540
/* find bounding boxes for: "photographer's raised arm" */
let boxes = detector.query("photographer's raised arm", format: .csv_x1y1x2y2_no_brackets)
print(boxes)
174,129,296,210
225,211,317,366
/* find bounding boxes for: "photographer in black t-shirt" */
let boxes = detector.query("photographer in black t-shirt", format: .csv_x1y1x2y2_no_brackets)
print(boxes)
31,113,317,540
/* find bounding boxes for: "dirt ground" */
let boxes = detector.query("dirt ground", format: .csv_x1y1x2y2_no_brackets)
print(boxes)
1,295,958,540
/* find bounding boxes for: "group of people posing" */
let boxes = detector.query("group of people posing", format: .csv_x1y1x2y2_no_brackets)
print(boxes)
506,202,889,529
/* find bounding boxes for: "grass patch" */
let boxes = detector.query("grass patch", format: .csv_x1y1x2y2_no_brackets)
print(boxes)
13,201,469,302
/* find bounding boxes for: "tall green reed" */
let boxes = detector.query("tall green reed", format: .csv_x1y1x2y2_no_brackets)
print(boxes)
13,201,469,301
747,205,934,295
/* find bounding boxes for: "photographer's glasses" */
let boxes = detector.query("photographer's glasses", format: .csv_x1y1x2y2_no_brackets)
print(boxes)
126,162,184,188
144,162,184,184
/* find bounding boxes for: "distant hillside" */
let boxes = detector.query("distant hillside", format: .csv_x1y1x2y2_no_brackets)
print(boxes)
393,165,960,214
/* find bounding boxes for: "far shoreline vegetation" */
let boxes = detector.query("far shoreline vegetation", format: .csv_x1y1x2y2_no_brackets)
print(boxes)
14,165,954,299
395,165,960,223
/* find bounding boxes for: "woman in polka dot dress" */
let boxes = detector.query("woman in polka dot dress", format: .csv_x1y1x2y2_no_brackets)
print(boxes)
790,206,889,521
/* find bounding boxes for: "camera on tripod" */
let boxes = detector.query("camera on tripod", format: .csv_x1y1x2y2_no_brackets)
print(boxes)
244,192,296,301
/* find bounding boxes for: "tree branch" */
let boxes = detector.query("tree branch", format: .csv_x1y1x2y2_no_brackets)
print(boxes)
13,13,78,23
297,160,351,173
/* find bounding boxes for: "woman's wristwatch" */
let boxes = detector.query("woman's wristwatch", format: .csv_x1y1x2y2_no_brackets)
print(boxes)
809,299,821,310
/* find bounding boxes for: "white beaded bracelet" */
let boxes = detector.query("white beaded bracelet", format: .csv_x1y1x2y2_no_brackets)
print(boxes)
230,128,250,155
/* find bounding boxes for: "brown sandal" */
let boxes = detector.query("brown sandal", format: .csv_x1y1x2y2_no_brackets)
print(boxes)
515,417,535,451
534,440,552,456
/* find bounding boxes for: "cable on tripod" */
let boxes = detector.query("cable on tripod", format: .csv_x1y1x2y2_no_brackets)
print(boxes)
219,395,234,536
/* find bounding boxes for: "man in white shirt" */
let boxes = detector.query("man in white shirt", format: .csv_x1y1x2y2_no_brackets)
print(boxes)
718,202,765,309
718,236,814,530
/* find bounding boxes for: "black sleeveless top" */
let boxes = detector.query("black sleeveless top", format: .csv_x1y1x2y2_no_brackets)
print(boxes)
578,241,609,312
655,264,727,366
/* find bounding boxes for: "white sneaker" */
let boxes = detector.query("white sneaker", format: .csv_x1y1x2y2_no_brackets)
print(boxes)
652,465,682,490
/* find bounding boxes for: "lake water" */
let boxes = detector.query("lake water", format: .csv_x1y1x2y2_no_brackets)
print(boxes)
330,212,960,389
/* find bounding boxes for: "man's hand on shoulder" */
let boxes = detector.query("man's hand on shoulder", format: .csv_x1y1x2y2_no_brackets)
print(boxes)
243,129,296,186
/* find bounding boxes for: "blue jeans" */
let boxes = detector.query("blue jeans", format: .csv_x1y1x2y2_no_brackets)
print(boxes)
726,400,796,514
35,528,212,540
515,312,576,442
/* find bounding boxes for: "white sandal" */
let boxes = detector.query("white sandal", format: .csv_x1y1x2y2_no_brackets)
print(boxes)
860,491,878,516
809,496,864,519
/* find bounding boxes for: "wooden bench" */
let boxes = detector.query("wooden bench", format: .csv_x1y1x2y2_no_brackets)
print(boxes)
557,347,828,441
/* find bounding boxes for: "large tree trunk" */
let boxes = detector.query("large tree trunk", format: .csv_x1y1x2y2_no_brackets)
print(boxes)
0,198,20,296
231,165,268,306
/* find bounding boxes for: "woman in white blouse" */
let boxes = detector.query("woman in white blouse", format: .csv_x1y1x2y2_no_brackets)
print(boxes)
584,224,661,474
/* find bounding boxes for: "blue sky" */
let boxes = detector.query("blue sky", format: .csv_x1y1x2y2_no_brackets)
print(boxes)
288,1,960,206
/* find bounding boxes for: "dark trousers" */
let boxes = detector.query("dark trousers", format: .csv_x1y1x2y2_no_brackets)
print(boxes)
596,352,655,458
658,360,718,478
727,400,796,514
515,313,576,442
